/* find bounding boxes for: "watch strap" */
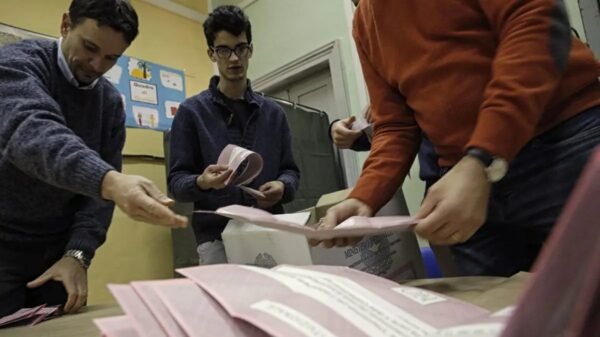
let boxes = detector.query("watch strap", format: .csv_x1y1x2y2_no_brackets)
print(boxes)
64,249,91,269
466,147,494,167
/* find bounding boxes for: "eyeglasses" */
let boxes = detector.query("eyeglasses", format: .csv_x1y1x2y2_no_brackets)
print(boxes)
211,44,251,59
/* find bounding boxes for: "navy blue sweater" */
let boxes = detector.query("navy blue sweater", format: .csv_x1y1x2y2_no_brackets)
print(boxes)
0,40,125,259
168,76,300,244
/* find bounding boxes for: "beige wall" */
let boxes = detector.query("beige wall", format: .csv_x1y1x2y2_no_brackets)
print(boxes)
0,0,211,304
0,0,212,97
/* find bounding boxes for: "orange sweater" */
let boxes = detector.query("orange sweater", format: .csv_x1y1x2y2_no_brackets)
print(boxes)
350,0,600,212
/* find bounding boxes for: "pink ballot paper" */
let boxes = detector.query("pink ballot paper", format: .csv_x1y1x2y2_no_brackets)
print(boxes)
150,279,268,337
0,304,61,328
195,204,417,239
131,281,187,337
108,284,169,337
217,144,265,198
94,316,140,337
102,265,511,337
178,264,505,337
351,117,373,142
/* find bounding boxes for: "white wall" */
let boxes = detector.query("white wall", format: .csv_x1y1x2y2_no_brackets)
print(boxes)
566,0,587,41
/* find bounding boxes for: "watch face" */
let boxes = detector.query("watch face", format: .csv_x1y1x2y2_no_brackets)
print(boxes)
487,158,508,182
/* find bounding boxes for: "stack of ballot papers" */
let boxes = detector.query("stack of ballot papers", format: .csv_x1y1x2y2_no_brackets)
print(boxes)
96,264,512,337
0,304,61,328
196,205,417,240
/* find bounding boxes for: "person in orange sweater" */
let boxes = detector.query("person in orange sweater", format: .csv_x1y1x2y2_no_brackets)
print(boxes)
318,0,600,276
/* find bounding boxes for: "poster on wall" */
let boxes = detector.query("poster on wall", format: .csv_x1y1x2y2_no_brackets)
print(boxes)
104,56,186,131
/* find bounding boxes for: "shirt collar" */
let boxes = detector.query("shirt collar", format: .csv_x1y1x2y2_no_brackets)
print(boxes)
57,38,99,90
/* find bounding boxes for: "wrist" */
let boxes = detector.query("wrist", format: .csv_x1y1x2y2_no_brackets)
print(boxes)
461,155,488,179
275,180,285,189
196,174,209,190
101,170,121,200
465,147,508,182
64,249,91,270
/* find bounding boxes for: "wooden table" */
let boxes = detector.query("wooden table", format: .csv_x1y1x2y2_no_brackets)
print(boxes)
0,272,530,337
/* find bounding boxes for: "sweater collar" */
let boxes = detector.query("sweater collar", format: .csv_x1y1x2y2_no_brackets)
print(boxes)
208,76,260,108
57,38,99,90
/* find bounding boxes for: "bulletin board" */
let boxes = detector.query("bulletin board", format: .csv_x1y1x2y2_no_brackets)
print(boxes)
103,56,186,131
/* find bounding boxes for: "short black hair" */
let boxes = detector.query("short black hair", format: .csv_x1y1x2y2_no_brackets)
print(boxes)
203,5,252,47
69,0,139,44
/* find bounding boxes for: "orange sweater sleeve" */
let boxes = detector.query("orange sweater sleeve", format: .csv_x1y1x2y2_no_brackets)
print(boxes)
467,0,573,160
348,31,420,212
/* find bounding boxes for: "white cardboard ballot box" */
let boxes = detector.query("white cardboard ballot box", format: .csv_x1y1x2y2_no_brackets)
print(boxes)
222,188,426,281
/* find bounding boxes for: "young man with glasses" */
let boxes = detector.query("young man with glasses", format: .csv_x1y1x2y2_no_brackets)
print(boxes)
168,5,300,265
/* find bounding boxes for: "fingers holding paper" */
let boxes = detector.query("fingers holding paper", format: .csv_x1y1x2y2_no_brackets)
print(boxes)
331,117,362,149
256,180,285,209
197,164,233,190
414,156,491,245
310,198,373,248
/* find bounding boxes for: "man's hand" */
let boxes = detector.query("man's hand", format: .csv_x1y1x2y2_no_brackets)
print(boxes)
101,171,188,228
415,156,492,245
256,181,285,209
309,198,373,248
331,116,362,149
197,164,233,190
26,257,87,314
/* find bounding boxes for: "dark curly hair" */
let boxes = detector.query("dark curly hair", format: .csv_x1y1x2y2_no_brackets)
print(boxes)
69,0,139,44
203,5,252,47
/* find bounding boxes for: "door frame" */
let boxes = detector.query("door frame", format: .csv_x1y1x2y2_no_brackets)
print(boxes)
578,0,600,56
252,40,359,187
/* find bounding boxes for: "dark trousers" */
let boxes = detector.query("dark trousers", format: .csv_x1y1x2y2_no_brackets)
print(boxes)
0,239,67,316
427,106,600,276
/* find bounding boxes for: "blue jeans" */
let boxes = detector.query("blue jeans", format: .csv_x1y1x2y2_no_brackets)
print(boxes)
430,106,600,276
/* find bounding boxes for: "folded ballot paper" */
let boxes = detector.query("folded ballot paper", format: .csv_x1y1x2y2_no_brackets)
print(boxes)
98,264,510,337
217,144,265,199
0,304,61,328
351,117,373,142
195,204,417,240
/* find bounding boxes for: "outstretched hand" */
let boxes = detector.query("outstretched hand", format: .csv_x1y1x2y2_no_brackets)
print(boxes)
101,171,188,228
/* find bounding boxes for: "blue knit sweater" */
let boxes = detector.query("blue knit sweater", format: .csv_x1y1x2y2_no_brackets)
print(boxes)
168,76,300,244
0,39,125,259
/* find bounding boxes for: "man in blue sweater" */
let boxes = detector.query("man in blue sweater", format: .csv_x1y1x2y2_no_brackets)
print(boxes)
168,5,300,265
0,0,187,316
